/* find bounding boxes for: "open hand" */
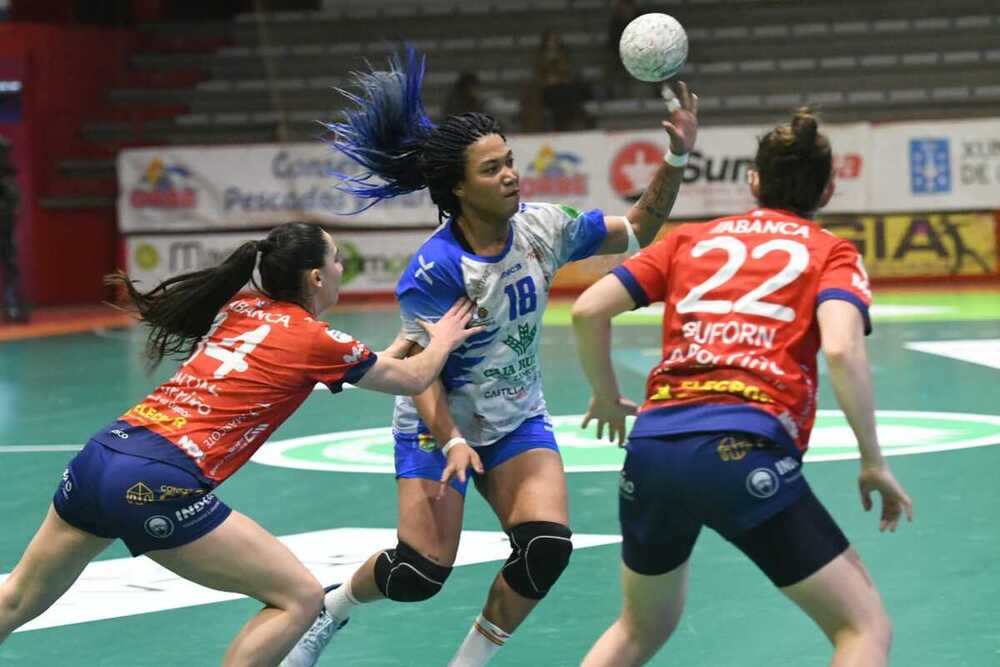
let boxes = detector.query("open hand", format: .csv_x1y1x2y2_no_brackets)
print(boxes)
417,298,485,352
661,80,698,156
581,395,639,447
859,465,914,532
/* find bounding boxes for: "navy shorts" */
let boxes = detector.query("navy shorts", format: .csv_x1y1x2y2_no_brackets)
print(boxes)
394,414,559,496
52,440,231,557
619,432,847,585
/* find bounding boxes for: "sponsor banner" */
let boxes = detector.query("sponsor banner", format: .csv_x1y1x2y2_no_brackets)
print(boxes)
119,134,614,233
604,123,870,218
821,211,998,278
507,131,614,213
126,229,431,293
117,143,440,232
870,118,1000,212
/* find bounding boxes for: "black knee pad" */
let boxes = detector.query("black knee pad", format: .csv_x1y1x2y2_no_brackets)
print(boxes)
374,541,452,602
501,521,573,600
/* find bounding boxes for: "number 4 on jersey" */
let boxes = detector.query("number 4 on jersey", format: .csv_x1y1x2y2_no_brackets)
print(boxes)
186,312,273,378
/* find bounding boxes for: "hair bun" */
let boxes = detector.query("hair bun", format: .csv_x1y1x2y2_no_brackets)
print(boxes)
790,109,819,155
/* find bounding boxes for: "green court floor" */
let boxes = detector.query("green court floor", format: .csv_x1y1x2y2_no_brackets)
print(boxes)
1,288,999,666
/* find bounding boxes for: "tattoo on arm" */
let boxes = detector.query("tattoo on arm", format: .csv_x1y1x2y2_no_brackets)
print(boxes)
631,164,683,245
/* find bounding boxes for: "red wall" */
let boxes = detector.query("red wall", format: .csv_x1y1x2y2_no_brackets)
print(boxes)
0,24,140,305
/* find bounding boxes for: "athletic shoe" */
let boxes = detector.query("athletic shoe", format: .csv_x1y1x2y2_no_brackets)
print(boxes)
279,585,349,667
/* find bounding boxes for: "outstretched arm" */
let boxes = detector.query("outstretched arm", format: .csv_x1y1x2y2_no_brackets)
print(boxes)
597,82,699,255
355,299,481,395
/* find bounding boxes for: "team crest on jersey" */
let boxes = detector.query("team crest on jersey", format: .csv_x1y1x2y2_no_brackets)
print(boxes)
326,329,355,344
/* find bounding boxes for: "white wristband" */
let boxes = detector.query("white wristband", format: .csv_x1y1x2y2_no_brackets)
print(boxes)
441,437,467,456
664,150,688,168
624,220,640,255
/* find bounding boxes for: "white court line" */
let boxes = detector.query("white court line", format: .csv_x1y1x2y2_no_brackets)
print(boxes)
2,528,620,632
905,339,1000,371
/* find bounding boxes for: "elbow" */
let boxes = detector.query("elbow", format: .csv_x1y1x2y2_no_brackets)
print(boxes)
571,296,604,324
822,342,858,367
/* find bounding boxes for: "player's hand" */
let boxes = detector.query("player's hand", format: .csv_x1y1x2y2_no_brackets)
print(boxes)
661,80,698,156
581,395,638,447
438,441,484,499
417,298,484,352
858,465,914,532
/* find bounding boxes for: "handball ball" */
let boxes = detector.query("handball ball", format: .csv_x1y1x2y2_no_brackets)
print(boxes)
619,13,688,82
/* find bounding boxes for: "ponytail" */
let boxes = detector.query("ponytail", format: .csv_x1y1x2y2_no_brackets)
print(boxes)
324,46,505,222
108,221,329,368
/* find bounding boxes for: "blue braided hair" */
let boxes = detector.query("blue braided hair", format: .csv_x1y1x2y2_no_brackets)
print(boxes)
324,46,505,221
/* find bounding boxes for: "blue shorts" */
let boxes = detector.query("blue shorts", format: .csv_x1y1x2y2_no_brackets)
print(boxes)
619,432,810,575
52,440,231,557
394,414,559,496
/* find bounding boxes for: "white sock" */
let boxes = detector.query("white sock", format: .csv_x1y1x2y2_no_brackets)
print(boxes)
323,577,361,623
447,614,511,667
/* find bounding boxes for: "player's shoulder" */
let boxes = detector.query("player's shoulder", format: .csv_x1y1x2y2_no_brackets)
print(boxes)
397,224,466,297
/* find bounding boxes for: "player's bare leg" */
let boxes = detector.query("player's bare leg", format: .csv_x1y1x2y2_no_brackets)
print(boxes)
448,448,571,666
344,477,465,604
148,511,323,667
781,548,892,667
581,560,689,667
0,505,113,642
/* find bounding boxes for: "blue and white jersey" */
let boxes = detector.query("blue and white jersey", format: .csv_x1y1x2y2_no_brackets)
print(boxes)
393,202,608,446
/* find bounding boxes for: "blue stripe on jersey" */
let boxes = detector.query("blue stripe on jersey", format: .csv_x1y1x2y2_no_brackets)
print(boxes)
817,288,872,335
611,266,650,308
327,352,378,393
566,208,608,262
631,403,799,456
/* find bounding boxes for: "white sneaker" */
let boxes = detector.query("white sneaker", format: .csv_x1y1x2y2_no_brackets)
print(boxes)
280,587,349,667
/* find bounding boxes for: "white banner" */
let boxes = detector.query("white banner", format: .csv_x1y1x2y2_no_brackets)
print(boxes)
126,229,432,294
117,143,440,232
604,122,870,219
870,118,1000,212
118,119,1000,233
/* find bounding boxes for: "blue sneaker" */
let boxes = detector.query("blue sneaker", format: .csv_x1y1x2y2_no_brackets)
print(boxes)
280,585,349,667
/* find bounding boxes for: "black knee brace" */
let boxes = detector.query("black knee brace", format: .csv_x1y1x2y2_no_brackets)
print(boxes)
501,521,573,600
374,540,452,602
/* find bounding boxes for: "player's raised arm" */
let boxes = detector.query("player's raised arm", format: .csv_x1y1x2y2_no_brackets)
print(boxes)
597,81,698,256
355,298,483,396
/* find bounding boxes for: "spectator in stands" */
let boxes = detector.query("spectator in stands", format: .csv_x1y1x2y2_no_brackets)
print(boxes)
533,29,592,131
444,72,487,117
0,136,27,323
603,0,640,99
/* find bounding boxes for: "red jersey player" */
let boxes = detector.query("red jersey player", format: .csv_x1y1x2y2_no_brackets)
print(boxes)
0,222,481,665
572,110,913,667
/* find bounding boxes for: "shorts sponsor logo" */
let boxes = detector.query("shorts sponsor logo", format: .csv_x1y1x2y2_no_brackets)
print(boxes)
250,411,1000,474
60,468,73,499
174,494,218,527
746,468,779,499
126,482,155,505
417,433,436,453
144,515,174,539
717,436,761,462
618,470,635,501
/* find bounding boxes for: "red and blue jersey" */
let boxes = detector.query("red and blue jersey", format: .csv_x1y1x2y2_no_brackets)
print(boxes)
612,208,872,454
92,294,376,484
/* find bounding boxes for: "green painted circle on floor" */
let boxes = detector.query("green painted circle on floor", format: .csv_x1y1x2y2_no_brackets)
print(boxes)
251,410,1000,473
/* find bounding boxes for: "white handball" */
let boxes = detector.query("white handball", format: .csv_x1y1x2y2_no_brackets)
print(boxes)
619,13,688,82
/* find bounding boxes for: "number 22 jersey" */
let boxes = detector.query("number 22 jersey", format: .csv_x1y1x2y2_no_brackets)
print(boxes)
612,208,872,454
